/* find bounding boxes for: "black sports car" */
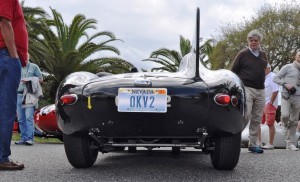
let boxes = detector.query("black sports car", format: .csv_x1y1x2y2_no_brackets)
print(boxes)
56,8,247,170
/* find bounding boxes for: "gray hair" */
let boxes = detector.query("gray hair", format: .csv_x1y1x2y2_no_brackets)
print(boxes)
247,30,263,41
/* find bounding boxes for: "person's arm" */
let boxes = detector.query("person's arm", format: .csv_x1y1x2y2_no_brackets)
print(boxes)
231,51,242,74
273,66,295,91
269,77,280,105
273,66,287,86
0,17,18,58
269,91,278,105
33,64,43,83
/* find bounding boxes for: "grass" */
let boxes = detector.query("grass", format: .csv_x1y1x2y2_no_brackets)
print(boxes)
12,132,62,143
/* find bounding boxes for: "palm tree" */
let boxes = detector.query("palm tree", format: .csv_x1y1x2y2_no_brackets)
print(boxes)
36,8,133,99
144,35,214,72
200,39,214,68
143,35,191,72
21,1,49,62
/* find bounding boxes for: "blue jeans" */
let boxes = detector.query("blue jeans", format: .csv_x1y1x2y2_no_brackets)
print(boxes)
17,94,35,141
0,49,21,163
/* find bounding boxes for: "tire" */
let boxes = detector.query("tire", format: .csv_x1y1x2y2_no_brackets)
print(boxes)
63,133,98,168
210,132,241,170
58,135,64,142
113,147,125,151
172,147,180,155
128,146,136,153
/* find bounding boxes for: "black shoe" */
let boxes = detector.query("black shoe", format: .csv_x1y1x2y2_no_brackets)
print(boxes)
0,159,24,170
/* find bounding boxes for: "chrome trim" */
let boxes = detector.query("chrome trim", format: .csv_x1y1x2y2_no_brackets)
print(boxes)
134,79,152,87
111,143,201,147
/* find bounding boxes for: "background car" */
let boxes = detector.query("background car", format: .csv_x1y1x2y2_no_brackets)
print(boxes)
241,122,300,148
34,104,63,141
13,116,19,133
13,104,62,141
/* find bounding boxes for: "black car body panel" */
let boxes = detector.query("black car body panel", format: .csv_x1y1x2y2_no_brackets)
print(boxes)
56,53,246,138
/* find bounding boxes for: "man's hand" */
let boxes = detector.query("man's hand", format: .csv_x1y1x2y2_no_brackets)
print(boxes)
284,83,294,90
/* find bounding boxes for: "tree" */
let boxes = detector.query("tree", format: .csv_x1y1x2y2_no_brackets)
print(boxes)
200,39,214,68
21,1,49,62
210,1,300,70
36,8,133,100
144,35,213,72
254,2,300,70
143,35,190,72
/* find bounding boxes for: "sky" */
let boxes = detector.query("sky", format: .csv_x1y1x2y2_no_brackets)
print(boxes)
24,0,284,70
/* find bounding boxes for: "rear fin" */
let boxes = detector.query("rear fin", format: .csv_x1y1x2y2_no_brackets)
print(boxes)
193,8,200,80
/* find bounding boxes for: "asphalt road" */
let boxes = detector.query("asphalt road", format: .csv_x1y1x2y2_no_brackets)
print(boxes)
1,143,299,182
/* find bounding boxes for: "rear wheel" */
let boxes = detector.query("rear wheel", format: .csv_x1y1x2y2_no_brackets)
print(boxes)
210,132,241,170
57,135,64,142
63,133,98,168
128,146,136,153
113,147,125,151
172,147,180,155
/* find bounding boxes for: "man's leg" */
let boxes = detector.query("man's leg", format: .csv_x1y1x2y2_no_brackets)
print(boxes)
244,87,254,147
258,106,267,145
286,96,300,145
281,98,291,136
16,94,26,142
265,104,277,146
268,124,275,145
0,54,6,162
249,88,265,148
0,55,21,163
257,127,261,144
24,106,35,143
281,99,291,126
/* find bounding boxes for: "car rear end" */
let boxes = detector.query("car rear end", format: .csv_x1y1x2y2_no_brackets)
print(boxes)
58,75,210,146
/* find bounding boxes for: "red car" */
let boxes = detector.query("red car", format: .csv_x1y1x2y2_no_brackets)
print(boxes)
13,104,62,141
35,104,63,141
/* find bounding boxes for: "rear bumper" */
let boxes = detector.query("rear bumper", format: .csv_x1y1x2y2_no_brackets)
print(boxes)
57,102,246,138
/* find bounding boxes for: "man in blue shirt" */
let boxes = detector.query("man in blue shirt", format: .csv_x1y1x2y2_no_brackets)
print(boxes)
15,54,43,146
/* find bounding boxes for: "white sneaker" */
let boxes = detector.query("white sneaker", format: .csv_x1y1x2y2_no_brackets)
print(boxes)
286,144,299,151
262,144,274,150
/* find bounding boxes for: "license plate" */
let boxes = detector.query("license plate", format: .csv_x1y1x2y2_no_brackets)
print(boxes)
118,88,167,113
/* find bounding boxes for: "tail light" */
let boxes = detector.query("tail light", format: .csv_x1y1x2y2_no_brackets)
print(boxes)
214,94,239,107
60,94,78,105
231,96,238,106
214,94,231,106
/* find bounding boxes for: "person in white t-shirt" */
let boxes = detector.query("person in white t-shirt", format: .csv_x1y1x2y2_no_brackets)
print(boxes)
258,63,279,149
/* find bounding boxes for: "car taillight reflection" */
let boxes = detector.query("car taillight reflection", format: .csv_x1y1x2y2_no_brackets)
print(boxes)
60,94,78,105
